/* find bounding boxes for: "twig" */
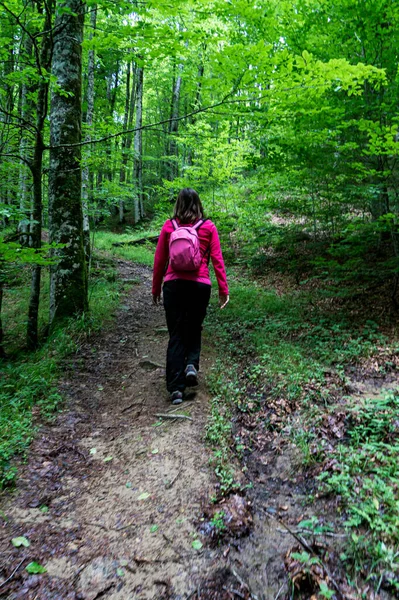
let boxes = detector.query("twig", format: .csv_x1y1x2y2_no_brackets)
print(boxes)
115,522,136,532
165,459,183,489
155,413,193,421
48,443,86,460
230,568,259,600
277,518,343,600
132,555,180,565
276,528,346,538
274,582,286,600
161,532,186,561
0,559,26,589
83,521,108,531
120,402,138,413
121,398,146,414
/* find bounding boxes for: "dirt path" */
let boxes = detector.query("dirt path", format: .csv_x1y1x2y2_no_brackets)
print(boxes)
1,261,247,599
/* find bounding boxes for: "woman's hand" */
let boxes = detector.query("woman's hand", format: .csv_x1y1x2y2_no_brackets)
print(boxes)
152,294,161,305
219,294,229,309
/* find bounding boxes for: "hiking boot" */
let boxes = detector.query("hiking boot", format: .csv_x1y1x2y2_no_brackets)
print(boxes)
185,364,198,387
170,390,183,405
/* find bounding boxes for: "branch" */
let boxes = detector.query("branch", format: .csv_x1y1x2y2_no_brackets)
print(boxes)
0,108,38,133
0,153,32,169
47,81,334,151
0,1,43,77
47,86,241,150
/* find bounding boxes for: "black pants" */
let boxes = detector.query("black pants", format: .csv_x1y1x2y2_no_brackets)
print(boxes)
163,280,211,393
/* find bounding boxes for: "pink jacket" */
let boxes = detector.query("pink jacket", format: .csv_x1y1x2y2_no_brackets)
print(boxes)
152,218,229,297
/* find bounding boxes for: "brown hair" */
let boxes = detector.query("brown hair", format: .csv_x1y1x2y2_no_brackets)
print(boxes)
173,188,204,224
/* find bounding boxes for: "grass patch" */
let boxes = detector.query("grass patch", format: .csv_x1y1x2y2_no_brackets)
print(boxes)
0,255,124,488
208,278,385,407
93,230,156,266
2,268,50,354
205,360,242,496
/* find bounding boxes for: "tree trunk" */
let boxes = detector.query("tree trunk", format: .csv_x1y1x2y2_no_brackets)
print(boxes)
187,60,204,166
134,65,144,222
82,4,97,264
105,62,120,183
26,1,53,349
167,61,183,180
119,61,131,224
18,36,34,246
49,0,88,323
0,278,5,359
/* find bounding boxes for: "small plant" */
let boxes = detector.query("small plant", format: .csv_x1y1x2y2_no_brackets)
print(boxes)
210,511,226,533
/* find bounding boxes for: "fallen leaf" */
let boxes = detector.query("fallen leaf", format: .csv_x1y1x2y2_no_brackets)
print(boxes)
12,536,30,548
26,562,46,574
137,492,150,501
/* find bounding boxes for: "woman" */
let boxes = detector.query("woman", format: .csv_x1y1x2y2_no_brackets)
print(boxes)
152,188,229,404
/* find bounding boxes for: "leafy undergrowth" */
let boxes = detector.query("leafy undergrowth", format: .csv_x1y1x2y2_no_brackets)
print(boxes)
93,229,157,266
206,271,399,596
0,255,125,488
318,391,399,595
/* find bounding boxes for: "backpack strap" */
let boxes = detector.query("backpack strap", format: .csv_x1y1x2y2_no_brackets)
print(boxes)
193,218,207,231
171,218,179,230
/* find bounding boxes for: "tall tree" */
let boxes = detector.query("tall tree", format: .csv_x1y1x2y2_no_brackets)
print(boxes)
133,65,144,222
82,4,97,262
49,0,87,323
27,0,53,348
119,60,132,224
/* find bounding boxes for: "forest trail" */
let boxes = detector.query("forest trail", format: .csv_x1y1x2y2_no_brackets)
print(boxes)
1,261,248,599
3,259,396,600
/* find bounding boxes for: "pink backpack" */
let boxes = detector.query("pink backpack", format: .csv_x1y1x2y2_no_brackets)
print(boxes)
169,219,205,271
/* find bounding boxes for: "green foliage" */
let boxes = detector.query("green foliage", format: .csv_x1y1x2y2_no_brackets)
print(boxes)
0,255,123,488
205,362,241,494
25,562,46,574
209,278,384,411
210,511,226,533
318,391,399,585
93,231,156,266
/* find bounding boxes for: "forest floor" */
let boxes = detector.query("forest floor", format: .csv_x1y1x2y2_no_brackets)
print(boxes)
0,260,261,599
1,257,398,600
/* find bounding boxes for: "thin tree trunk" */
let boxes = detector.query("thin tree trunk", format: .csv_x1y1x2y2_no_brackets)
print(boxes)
82,4,97,263
26,2,53,349
187,60,205,166
0,279,5,359
119,61,131,224
167,61,183,180
0,281,6,358
134,65,144,222
18,36,33,245
49,0,87,323
105,62,120,183
125,63,137,185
